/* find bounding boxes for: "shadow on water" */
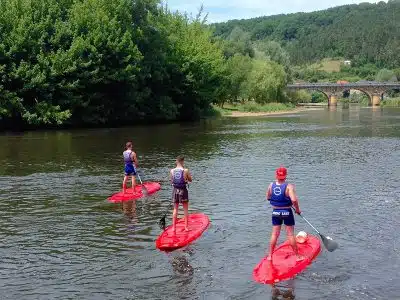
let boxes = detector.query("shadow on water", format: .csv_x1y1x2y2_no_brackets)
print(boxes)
271,279,296,300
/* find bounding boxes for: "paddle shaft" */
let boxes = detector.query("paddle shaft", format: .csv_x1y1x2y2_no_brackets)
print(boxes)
297,213,321,236
135,170,149,194
136,171,143,185
291,206,321,235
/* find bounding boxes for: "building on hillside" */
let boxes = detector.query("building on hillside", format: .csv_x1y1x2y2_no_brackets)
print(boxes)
343,60,351,66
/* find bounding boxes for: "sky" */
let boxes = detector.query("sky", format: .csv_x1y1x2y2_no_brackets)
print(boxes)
163,0,385,23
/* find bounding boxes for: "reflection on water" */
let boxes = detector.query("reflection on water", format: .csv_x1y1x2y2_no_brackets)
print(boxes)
272,280,296,300
0,105,399,299
170,253,194,278
121,200,137,222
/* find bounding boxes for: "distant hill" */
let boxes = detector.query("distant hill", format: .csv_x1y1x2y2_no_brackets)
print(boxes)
212,1,400,69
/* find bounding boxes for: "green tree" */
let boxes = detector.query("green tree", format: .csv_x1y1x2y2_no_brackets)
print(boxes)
217,54,253,107
244,59,287,103
375,68,397,82
254,40,292,81
222,26,255,58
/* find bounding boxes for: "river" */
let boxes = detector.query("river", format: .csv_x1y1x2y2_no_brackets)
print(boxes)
0,105,399,300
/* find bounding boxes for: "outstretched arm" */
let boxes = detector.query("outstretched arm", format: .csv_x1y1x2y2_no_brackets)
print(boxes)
266,183,272,201
288,184,301,214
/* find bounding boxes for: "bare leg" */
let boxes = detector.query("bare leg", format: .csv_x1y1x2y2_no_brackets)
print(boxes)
131,175,136,190
183,201,189,231
122,175,128,194
286,225,304,261
172,203,179,234
267,225,281,260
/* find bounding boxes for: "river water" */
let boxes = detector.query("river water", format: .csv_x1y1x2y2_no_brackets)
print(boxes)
0,105,399,300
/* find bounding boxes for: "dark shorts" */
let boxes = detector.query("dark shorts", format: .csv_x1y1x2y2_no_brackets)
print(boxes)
172,187,189,204
124,164,137,176
272,208,295,226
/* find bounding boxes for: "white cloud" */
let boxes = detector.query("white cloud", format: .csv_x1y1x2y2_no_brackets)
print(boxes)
163,0,386,23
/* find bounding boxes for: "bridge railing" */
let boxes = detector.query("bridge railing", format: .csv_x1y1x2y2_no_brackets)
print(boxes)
287,82,400,88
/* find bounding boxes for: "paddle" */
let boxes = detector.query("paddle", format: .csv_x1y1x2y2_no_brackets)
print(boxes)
136,171,149,196
294,209,338,252
159,209,168,230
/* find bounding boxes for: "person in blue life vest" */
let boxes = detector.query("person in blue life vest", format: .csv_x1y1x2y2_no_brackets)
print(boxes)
266,166,304,261
122,141,138,194
170,155,192,233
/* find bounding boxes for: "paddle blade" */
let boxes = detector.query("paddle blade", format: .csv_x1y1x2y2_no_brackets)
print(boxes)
320,235,338,252
142,186,149,196
159,215,166,230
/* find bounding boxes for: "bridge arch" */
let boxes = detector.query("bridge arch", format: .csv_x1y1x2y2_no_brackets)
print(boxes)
345,88,372,105
286,82,400,106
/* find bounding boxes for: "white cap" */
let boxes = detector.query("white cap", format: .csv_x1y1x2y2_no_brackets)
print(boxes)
296,231,308,243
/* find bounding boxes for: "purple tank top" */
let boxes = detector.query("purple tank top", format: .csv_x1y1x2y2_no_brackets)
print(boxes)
123,150,133,164
172,168,186,188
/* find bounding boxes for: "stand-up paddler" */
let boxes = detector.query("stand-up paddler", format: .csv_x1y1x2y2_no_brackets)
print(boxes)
266,166,304,261
170,155,192,233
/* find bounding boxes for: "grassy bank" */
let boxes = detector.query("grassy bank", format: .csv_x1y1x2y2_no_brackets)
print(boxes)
212,102,296,116
381,98,400,107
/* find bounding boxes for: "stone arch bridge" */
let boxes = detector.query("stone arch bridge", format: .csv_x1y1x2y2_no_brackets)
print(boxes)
286,82,400,106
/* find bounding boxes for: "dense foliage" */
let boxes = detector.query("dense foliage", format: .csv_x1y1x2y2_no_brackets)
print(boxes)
1,0,399,129
0,0,230,128
213,1,400,69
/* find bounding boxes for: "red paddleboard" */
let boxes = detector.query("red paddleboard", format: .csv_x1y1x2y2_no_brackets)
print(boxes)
253,233,321,284
155,213,210,251
107,182,161,203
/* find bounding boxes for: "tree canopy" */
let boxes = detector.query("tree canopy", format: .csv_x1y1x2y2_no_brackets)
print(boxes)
1,0,398,129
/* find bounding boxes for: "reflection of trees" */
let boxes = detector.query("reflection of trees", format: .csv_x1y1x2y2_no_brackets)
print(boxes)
0,120,225,176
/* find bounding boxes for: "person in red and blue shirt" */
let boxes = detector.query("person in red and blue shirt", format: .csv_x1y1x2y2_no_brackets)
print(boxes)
266,166,304,261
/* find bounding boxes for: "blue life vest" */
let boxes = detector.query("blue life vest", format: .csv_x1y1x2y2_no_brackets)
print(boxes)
269,182,292,207
172,168,186,188
123,150,133,165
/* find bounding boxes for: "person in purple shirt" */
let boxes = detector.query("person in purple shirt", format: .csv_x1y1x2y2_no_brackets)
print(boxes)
122,141,138,194
170,155,192,233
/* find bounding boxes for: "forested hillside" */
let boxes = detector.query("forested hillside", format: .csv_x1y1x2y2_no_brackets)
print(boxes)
213,0,400,69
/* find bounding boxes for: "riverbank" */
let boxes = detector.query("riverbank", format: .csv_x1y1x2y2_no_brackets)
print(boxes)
226,107,311,117
381,97,400,107
212,102,315,117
